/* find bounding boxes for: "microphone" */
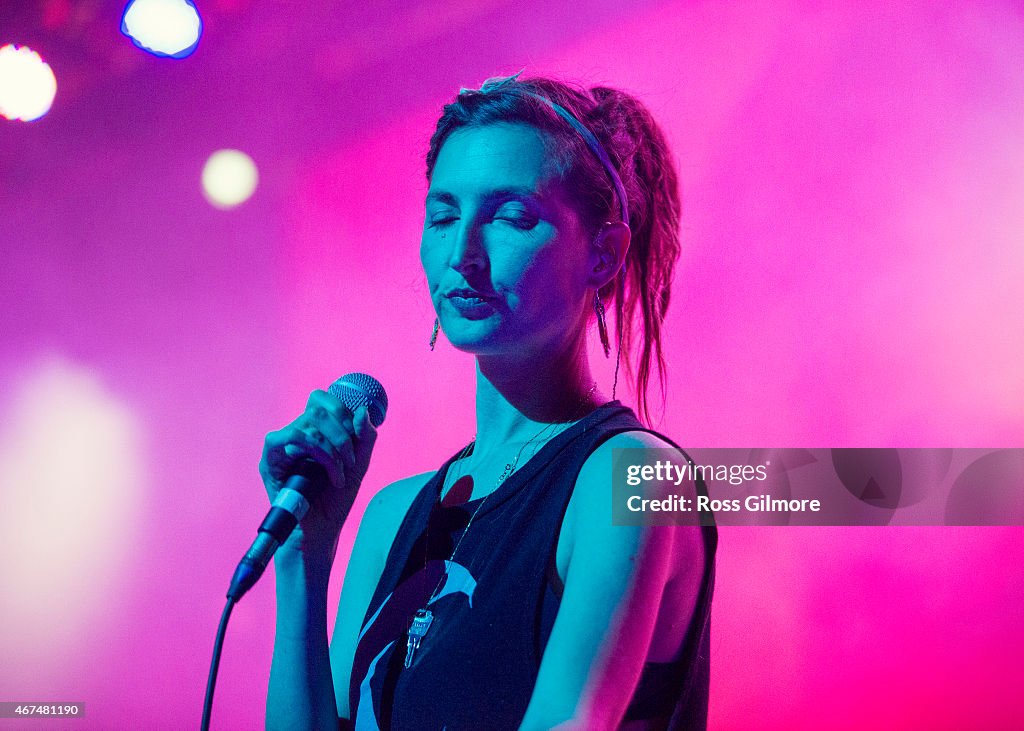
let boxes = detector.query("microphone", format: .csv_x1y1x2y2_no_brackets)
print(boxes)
227,373,388,601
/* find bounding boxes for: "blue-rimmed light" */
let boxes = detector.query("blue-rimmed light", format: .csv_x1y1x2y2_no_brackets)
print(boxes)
121,0,202,59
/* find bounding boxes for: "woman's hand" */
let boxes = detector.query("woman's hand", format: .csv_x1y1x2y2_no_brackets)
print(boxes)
259,389,378,562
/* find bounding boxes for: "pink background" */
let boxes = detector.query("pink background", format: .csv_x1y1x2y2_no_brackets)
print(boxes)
1,1,1022,728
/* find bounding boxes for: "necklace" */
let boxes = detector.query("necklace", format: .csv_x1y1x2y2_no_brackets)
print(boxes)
403,383,600,669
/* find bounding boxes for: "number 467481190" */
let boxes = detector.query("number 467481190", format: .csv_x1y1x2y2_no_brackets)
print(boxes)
0,703,83,718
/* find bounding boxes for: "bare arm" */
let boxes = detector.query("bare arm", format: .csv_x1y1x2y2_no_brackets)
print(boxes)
328,473,430,720
261,391,377,731
267,549,338,731
265,470,428,730
518,432,705,731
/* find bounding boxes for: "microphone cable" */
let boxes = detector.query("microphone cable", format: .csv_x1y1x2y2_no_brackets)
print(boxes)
201,597,235,731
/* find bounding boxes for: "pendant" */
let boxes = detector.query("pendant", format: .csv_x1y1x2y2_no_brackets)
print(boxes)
404,608,434,668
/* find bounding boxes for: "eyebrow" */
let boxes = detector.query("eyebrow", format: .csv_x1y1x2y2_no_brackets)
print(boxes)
425,187,542,206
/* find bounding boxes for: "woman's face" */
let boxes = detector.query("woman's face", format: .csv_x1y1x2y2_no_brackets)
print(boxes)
421,122,594,358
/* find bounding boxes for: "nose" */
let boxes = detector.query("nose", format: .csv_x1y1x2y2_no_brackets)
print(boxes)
448,218,487,275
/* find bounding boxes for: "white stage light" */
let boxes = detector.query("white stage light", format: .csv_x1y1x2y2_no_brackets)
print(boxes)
0,44,58,122
0,356,142,671
202,149,259,209
121,0,202,59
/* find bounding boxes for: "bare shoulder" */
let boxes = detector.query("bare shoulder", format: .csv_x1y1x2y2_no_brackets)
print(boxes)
571,429,693,515
344,469,435,590
365,470,434,514
564,428,683,547
589,429,677,459
359,470,434,555
564,429,704,585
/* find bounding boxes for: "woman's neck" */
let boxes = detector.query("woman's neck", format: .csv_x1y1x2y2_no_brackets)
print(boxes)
472,333,605,457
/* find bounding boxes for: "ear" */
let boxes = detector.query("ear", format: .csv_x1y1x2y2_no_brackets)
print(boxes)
585,221,631,290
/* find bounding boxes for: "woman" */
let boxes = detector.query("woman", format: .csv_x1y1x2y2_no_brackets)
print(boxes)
263,73,716,731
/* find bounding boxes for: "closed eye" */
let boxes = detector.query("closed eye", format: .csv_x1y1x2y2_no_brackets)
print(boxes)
496,215,538,230
494,204,538,230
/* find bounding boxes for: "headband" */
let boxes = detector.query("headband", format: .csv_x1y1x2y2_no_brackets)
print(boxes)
459,76,630,226
519,91,630,226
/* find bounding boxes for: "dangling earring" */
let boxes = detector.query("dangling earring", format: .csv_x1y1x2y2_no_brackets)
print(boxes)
594,292,611,359
429,318,440,350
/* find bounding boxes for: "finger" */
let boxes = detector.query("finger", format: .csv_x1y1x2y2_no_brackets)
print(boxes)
301,397,356,476
300,405,349,459
265,424,342,486
334,437,357,484
308,389,355,428
261,427,298,482
352,406,378,468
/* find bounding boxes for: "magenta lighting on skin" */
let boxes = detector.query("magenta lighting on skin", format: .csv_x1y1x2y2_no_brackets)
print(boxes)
1,2,1022,730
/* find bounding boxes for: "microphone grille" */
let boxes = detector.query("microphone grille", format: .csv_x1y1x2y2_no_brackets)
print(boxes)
328,373,388,427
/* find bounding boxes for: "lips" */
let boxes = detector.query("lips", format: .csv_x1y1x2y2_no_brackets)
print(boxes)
444,288,496,301
443,287,498,318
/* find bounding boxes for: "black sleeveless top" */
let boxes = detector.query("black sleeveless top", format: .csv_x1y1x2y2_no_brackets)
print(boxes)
348,401,717,730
